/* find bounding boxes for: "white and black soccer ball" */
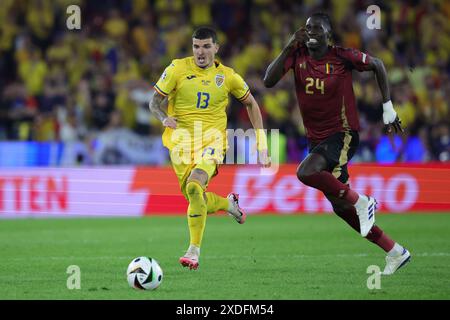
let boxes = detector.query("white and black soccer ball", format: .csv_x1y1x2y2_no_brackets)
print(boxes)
126,257,163,290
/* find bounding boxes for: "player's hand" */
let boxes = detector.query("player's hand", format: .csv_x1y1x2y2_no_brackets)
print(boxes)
258,149,271,168
286,27,307,49
162,117,177,129
382,101,403,134
386,115,403,134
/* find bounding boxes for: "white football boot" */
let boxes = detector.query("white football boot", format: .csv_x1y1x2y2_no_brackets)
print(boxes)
179,244,200,270
227,193,246,224
354,195,377,237
382,248,411,275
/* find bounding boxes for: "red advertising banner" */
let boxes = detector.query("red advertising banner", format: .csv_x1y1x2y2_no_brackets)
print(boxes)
0,168,147,217
1,164,449,217
134,163,450,214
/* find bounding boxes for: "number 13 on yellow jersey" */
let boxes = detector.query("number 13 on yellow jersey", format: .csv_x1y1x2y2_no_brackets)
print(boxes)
196,92,210,109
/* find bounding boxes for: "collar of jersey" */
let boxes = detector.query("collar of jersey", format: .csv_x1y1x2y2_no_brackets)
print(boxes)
306,45,333,61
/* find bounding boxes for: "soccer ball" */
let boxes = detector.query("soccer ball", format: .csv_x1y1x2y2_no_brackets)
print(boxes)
126,257,163,290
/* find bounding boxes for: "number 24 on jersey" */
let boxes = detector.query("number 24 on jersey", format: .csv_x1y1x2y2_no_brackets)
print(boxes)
305,77,325,95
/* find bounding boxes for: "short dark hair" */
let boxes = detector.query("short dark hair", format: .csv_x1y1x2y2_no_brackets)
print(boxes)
310,12,333,32
192,27,218,43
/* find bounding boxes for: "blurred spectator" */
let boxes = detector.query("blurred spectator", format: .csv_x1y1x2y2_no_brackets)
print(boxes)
0,0,448,165
430,123,450,162
375,135,403,163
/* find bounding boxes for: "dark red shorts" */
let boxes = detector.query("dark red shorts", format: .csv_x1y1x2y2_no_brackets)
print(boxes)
308,131,359,184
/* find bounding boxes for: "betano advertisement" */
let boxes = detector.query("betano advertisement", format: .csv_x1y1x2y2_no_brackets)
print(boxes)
0,164,449,217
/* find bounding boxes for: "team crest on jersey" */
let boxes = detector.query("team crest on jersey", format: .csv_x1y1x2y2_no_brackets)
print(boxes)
215,74,225,87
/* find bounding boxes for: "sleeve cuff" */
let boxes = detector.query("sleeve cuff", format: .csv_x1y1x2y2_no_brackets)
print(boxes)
154,84,169,97
237,89,250,101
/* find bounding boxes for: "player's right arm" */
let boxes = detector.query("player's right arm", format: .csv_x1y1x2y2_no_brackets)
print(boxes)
148,91,176,128
148,61,179,129
263,28,306,88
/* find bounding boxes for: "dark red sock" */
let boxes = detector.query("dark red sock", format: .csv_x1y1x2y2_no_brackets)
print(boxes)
300,171,359,203
334,206,395,253
366,225,395,252
334,205,360,233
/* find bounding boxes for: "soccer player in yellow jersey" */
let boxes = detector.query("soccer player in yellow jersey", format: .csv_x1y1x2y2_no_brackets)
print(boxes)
149,27,270,270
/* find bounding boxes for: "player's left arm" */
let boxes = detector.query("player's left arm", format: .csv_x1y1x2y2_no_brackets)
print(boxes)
230,70,270,167
241,93,271,167
367,57,403,134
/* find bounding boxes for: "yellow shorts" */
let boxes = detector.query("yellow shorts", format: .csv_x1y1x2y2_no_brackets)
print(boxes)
169,145,224,199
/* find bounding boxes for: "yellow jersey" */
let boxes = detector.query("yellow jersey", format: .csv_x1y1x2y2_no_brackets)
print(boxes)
154,57,250,152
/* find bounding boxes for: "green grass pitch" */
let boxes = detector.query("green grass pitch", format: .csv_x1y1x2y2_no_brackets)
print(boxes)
1,213,449,300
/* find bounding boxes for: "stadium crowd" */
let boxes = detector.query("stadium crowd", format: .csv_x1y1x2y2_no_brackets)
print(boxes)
0,0,449,164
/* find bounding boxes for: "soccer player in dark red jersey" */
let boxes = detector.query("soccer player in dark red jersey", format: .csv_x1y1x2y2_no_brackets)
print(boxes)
264,13,410,275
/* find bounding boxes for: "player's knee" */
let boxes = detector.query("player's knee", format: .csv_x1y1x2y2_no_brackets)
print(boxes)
296,165,305,182
297,153,328,183
296,165,315,184
186,181,204,199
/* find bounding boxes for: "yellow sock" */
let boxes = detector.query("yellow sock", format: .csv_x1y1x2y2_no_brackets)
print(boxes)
186,181,207,247
205,192,230,214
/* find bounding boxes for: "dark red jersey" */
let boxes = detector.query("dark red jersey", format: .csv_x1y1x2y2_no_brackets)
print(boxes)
284,45,372,143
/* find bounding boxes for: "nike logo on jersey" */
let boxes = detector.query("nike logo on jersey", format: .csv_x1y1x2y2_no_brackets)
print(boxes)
186,75,197,80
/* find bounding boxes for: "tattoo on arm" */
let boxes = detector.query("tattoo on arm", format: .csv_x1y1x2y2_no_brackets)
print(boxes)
149,91,168,122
